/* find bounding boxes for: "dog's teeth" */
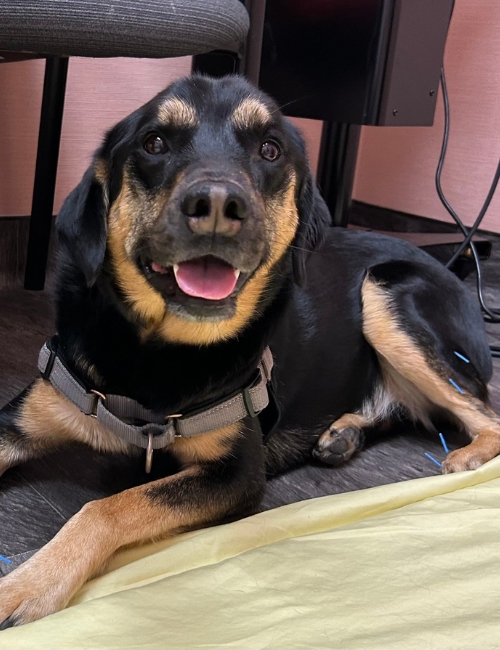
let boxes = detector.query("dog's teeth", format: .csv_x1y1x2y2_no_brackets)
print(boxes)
173,264,180,279
234,270,241,280
151,261,170,274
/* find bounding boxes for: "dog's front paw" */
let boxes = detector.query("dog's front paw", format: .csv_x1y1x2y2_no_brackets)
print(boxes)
0,556,74,628
441,447,484,474
312,426,364,466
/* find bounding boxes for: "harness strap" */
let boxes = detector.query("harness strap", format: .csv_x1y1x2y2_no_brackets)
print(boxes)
38,340,273,452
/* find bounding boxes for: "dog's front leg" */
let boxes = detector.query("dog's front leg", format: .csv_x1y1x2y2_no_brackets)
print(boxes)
0,422,265,628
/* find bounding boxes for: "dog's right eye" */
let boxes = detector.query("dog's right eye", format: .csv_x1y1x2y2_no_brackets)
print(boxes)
260,140,281,162
143,133,168,155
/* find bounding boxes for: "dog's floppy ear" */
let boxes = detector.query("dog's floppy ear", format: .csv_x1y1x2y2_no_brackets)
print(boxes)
56,164,109,287
292,168,331,287
56,112,141,286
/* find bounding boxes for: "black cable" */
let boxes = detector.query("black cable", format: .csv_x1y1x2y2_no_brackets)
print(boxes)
445,158,500,269
434,0,500,363
438,0,500,274
435,68,500,323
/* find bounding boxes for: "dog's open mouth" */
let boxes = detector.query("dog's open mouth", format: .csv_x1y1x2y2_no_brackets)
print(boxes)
153,257,240,301
141,255,250,320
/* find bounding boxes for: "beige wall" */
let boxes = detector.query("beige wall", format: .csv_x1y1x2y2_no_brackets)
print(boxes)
0,56,192,217
353,0,500,233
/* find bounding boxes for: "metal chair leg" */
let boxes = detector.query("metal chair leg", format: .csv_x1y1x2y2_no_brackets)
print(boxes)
317,121,361,228
239,0,266,84
24,56,69,290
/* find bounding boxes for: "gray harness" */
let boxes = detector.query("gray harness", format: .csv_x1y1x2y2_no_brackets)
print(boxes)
38,340,273,472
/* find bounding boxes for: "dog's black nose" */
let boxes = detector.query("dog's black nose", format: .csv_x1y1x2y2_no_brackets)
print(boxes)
181,182,247,236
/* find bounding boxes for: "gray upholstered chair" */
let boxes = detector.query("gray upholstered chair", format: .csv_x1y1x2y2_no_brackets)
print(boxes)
0,0,249,289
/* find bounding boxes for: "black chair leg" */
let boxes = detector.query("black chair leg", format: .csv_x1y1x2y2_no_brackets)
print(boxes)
317,121,361,228
239,0,266,84
24,56,69,290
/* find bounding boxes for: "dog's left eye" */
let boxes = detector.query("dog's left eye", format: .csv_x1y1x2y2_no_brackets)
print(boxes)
143,133,168,155
260,141,281,162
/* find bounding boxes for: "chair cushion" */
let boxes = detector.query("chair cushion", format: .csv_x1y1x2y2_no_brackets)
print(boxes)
0,0,249,58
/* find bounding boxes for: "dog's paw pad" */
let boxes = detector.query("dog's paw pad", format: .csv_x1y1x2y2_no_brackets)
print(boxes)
313,426,364,467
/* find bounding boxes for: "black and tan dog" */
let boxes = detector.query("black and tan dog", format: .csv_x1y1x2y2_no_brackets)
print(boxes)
1,75,499,627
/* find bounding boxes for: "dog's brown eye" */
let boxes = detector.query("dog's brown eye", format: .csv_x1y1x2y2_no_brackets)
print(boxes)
144,133,167,155
260,141,281,162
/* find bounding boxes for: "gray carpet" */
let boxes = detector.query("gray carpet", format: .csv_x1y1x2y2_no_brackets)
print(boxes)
0,236,499,572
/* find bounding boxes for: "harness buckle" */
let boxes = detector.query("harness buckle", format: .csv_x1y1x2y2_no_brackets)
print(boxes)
40,342,58,380
167,413,183,440
144,415,182,473
242,386,257,419
145,433,154,474
89,389,106,418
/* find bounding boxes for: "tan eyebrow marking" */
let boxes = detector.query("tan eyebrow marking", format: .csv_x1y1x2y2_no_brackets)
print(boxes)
232,98,272,130
157,97,198,128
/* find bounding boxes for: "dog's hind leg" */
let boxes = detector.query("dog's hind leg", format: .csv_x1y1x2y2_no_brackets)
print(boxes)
361,262,500,474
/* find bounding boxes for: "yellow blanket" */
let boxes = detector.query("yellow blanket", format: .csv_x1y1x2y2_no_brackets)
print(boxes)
3,458,500,649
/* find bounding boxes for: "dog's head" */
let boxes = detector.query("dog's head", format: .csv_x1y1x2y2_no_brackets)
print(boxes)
57,75,330,344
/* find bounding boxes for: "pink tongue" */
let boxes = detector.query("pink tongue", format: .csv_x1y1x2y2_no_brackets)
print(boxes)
175,257,238,300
